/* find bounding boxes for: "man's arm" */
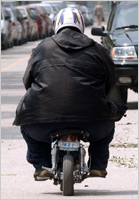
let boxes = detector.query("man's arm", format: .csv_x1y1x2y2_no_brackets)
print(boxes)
105,53,116,95
23,56,34,90
23,46,40,90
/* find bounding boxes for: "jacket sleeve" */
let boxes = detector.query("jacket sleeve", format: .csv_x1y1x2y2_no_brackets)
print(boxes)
100,45,116,95
23,40,45,90
105,50,116,95
23,56,34,90
23,46,40,90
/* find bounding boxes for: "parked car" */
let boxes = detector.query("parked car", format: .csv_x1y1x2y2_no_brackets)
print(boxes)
91,1,138,104
40,3,57,23
26,7,39,40
41,1,66,10
15,7,28,43
5,7,23,45
1,7,13,49
31,4,53,37
26,5,46,39
66,3,81,10
16,6,37,41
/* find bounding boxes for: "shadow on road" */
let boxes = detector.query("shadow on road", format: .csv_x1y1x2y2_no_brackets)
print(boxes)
43,189,138,197
74,189,138,196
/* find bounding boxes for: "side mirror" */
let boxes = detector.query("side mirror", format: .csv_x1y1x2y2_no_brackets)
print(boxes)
23,16,27,20
5,15,11,20
31,15,37,20
91,26,108,36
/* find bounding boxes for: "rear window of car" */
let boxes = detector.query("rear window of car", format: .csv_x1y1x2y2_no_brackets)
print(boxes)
112,3,138,30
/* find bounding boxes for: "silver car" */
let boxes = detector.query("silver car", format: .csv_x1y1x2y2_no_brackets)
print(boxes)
1,7,13,49
16,6,37,41
40,3,56,23
80,5,94,26
5,7,23,45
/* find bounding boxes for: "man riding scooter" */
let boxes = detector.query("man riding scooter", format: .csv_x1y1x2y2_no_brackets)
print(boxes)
13,8,127,181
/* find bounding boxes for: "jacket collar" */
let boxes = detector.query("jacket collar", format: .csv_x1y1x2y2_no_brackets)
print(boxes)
52,28,95,51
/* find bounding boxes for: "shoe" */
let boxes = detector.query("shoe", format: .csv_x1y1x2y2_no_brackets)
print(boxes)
34,169,52,181
89,169,107,178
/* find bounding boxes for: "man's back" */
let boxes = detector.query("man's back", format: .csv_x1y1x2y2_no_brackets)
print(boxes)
13,28,125,126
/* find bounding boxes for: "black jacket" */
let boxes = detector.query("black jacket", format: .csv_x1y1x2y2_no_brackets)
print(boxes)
13,28,127,126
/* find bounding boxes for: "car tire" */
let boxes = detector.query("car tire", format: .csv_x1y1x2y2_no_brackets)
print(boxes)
14,39,19,46
2,42,8,50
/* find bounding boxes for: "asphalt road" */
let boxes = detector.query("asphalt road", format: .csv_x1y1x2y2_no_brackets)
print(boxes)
1,26,138,199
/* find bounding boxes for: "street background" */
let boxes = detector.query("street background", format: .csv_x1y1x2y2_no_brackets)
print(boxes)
1,6,138,200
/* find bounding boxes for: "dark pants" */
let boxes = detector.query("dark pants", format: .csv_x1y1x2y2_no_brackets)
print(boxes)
21,121,115,172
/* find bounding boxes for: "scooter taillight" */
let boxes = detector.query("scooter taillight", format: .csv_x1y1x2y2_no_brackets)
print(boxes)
61,135,68,141
70,135,77,142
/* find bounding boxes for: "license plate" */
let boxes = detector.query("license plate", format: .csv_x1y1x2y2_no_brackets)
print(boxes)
58,141,80,151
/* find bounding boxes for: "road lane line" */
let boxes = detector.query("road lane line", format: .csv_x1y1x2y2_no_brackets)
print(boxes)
1,55,30,72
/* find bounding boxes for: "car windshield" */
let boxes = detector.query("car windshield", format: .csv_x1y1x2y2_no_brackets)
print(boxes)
114,4,138,30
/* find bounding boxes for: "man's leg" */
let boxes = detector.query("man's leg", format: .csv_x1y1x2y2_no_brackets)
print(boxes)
20,126,52,173
88,127,114,177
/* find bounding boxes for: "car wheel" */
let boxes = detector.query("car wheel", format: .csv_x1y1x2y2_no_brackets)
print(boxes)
2,42,8,50
14,39,19,46
8,42,12,48
11,41,14,48
36,33,39,40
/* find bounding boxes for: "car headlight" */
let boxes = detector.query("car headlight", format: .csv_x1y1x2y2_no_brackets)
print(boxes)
111,46,137,61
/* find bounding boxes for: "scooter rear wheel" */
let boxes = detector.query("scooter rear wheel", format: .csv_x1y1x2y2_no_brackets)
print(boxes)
63,154,74,196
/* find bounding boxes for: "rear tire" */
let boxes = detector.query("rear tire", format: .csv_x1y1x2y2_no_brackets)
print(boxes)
63,154,74,196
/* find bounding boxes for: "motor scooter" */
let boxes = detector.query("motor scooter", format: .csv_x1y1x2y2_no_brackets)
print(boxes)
43,128,90,196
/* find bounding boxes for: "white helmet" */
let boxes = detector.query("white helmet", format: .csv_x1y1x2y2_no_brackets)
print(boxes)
54,7,85,34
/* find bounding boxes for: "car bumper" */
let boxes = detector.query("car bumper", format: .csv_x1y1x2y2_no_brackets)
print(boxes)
115,64,138,89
